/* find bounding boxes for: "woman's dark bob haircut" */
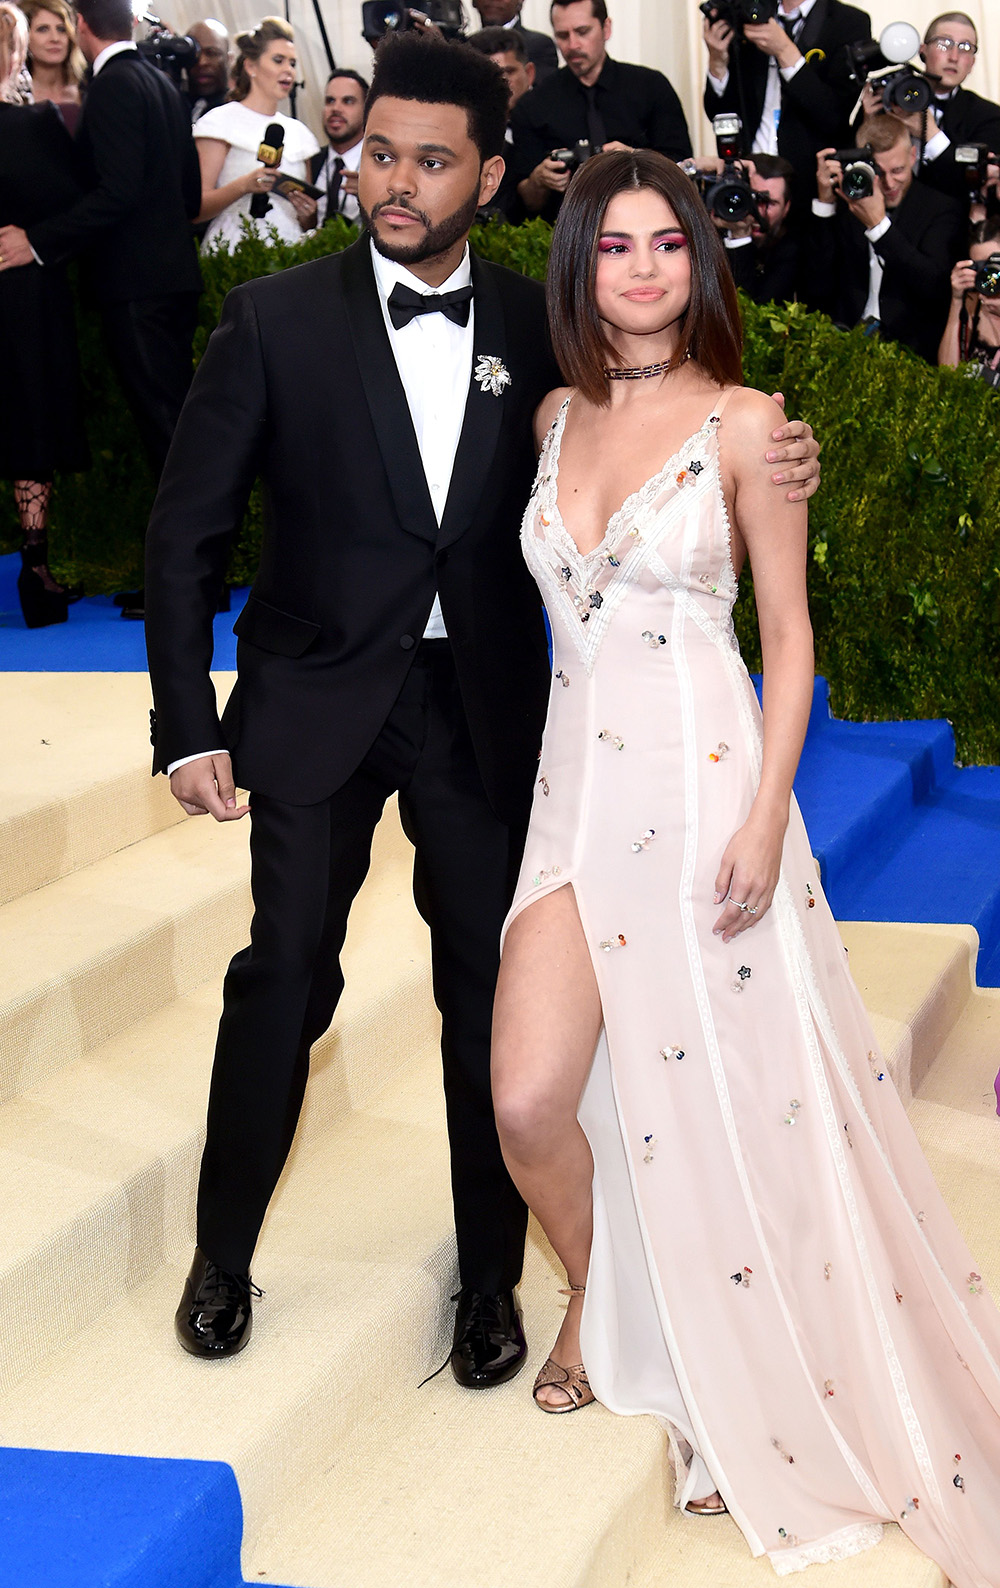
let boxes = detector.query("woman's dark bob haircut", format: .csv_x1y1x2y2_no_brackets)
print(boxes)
547,150,744,406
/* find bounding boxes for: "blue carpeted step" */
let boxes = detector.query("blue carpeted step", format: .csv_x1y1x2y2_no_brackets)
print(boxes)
0,1447,295,1588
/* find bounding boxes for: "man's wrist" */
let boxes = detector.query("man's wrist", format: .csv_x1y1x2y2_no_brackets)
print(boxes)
167,749,227,776
812,198,836,217
864,214,891,243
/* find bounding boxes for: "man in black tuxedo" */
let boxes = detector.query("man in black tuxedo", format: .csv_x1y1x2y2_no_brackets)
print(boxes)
145,35,822,1387
310,69,368,226
0,0,202,620
703,0,872,205
806,113,965,362
472,0,558,84
186,19,232,123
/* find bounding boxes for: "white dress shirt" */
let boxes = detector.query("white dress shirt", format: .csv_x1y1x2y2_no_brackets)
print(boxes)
707,0,814,156
92,39,138,75
316,137,363,224
166,238,475,775
922,91,957,165
811,198,891,320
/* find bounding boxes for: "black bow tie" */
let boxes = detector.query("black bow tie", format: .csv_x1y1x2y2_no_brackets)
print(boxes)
387,282,473,330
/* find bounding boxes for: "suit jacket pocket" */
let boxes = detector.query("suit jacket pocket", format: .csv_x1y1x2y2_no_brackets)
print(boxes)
233,594,322,658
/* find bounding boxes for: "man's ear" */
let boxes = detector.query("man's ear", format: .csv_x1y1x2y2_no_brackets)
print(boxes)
479,152,505,203
525,60,536,88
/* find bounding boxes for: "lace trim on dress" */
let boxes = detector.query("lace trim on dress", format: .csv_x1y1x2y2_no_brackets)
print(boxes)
769,1522,884,1576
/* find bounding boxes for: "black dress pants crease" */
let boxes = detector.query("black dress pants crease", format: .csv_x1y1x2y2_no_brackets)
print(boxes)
197,640,530,1294
100,290,200,480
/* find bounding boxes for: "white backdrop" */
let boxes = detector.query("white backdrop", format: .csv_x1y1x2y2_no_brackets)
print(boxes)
161,0,999,154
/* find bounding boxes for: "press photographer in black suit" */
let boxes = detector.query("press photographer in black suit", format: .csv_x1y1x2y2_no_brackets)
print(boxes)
704,0,872,204
857,12,1000,210
806,112,964,362
146,36,822,1385
511,0,691,221
0,0,202,618
721,153,802,304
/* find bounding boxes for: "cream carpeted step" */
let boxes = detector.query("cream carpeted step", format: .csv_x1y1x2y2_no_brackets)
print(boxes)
0,801,433,1398
0,673,237,906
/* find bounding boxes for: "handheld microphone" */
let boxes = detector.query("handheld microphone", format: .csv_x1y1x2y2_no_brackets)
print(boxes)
250,122,285,218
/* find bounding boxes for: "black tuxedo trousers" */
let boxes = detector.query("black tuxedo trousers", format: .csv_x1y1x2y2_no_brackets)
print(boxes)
200,641,528,1288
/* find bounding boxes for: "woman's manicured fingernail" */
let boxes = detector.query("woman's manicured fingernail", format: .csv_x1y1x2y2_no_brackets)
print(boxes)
766,450,777,461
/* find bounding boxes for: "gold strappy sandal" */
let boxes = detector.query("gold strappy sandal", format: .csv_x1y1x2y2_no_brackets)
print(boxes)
532,1283,595,1414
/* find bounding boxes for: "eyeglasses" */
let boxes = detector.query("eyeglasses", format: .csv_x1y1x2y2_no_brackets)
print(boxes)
926,36,977,55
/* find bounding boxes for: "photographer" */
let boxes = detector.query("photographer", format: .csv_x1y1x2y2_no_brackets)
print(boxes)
704,0,872,203
185,19,231,122
721,153,801,303
939,217,1000,387
806,112,964,362
510,0,691,220
859,14,1000,210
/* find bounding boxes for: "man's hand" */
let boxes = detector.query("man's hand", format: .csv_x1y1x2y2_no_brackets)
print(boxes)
847,185,886,230
342,169,359,199
170,753,249,820
815,149,840,205
703,13,733,75
0,226,34,271
767,393,821,503
744,18,800,70
950,257,977,299
519,155,573,211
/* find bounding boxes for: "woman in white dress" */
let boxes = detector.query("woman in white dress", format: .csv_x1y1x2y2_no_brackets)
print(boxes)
490,150,1000,1585
193,16,319,253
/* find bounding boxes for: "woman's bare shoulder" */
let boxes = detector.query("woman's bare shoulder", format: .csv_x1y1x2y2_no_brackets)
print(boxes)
533,386,573,449
720,385,787,444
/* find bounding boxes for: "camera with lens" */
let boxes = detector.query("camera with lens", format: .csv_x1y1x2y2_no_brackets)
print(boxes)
701,114,758,224
955,144,991,205
135,9,199,82
824,144,877,201
974,253,1000,298
361,0,465,44
699,0,779,33
845,21,931,118
549,139,596,173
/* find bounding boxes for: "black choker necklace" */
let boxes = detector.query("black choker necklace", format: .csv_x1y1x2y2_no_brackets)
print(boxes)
604,352,690,381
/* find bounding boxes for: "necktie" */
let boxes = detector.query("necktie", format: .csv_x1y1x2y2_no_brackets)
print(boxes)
325,154,345,223
583,84,608,151
780,11,801,37
386,282,473,330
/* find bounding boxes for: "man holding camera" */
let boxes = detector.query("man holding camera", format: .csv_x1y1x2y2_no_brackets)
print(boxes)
807,112,964,362
186,19,231,122
510,0,691,220
859,13,1000,210
721,153,801,303
704,0,872,203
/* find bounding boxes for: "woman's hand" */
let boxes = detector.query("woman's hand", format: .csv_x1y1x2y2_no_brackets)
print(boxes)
951,258,976,300
712,810,787,942
241,166,277,198
288,189,318,228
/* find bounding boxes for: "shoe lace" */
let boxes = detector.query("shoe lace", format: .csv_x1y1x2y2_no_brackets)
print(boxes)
201,1260,264,1301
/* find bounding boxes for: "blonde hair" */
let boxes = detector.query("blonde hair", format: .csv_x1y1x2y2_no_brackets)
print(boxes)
21,0,86,89
231,15,293,101
0,1,28,101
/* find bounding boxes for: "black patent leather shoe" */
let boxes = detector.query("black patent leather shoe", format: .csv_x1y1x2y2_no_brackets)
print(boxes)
450,1287,527,1388
174,1247,259,1358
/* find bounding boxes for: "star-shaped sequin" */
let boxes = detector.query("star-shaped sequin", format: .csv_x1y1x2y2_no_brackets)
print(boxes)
687,459,705,476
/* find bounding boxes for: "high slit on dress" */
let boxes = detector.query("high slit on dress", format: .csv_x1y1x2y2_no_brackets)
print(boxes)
501,391,1000,1582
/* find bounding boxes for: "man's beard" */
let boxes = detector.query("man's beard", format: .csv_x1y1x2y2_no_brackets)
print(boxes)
360,184,482,266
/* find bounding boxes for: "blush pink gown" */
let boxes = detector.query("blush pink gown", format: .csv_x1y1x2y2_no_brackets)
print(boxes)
502,389,1000,1583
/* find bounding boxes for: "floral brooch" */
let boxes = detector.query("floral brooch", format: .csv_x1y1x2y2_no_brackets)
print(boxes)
474,354,511,396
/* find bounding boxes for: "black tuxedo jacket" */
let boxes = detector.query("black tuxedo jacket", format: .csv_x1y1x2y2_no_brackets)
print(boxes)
510,19,558,84
145,240,561,821
705,0,872,200
804,179,965,362
27,50,202,305
918,86,1000,205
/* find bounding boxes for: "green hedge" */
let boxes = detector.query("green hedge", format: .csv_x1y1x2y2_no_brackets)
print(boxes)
3,218,999,762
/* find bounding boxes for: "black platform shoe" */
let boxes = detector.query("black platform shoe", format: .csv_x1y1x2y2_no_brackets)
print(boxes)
450,1287,527,1387
174,1247,260,1358
17,544,69,628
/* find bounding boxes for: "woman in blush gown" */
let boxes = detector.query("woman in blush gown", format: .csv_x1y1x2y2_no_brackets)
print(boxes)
490,149,1000,1584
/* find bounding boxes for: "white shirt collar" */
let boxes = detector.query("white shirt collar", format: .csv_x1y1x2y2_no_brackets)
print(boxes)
328,136,363,169
369,237,472,307
780,0,816,21
93,39,138,76
502,13,520,27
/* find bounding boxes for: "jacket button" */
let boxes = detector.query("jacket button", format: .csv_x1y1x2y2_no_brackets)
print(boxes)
399,634,415,650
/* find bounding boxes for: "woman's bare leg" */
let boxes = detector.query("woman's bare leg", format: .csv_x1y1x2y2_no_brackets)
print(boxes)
492,886,602,1407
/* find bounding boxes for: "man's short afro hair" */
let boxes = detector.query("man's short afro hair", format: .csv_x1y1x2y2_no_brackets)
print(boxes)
366,32,509,163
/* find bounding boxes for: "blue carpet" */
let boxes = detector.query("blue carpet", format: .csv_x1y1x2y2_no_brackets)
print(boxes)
0,553,246,671
0,1446,293,1588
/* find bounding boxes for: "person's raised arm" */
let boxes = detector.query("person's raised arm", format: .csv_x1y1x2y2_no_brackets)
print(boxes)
712,389,813,942
940,260,977,366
